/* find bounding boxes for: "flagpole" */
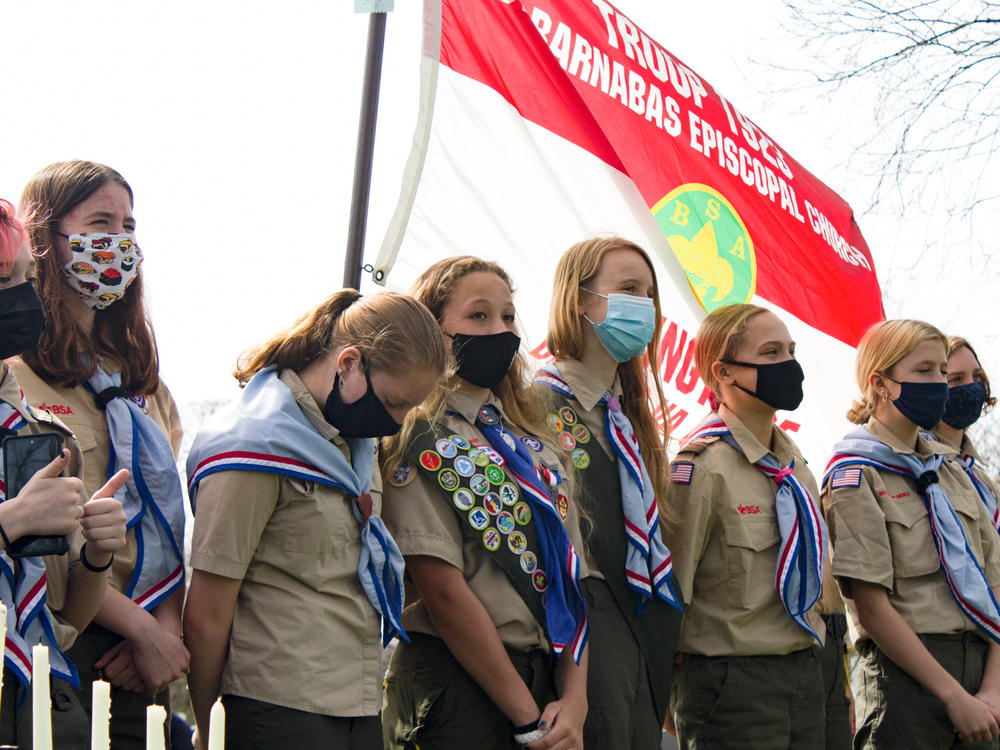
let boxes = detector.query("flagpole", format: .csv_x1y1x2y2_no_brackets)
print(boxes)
344,10,388,290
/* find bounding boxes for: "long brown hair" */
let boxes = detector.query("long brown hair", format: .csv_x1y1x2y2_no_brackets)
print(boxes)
383,256,549,471
546,237,671,512
19,161,159,394
234,289,447,386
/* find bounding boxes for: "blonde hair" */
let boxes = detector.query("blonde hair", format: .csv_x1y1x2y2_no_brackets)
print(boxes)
847,319,948,424
382,256,548,471
948,336,997,412
547,236,671,513
234,289,446,386
694,303,770,403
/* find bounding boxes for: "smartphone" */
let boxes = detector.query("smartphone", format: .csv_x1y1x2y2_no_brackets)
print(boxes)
1,433,70,557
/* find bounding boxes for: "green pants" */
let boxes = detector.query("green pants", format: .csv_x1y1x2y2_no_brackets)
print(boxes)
382,632,557,750
0,665,89,749
670,647,824,749
821,614,853,750
855,633,998,750
222,694,380,750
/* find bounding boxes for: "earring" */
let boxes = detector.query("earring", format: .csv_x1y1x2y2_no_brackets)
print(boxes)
881,391,889,402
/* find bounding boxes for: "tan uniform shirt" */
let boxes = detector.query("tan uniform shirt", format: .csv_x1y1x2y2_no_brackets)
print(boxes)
664,406,825,656
958,435,1000,517
10,359,182,595
189,369,383,716
543,357,627,581
381,388,587,652
824,417,1000,645
0,363,86,649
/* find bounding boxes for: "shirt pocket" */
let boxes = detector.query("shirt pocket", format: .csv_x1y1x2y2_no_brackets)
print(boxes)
721,514,781,609
882,497,940,578
950,489,988,567
279,478,353,554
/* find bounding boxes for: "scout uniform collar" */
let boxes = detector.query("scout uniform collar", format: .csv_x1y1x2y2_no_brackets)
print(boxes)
867,416,956,459
553,357,622,412
717,405,800,467
281,368,343,445
959,433,984,464
445,386,508,426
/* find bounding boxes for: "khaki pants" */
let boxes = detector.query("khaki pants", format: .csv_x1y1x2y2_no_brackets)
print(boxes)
670,647,824,749
382,632,557,750
222,694,380,750
0,665,89,749
821,614,853,750
855,633,997,750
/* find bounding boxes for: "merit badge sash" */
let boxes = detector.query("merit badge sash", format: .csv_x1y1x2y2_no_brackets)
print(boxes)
0,395,79,690
684,415,827,644
825,426,1000,644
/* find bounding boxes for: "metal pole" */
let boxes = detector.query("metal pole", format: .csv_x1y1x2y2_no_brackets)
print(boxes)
343,11,388,290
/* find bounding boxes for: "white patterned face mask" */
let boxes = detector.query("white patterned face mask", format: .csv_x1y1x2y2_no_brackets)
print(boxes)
58,232,143,310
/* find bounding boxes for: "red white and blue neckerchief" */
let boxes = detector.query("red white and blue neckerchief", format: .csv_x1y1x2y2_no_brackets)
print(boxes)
86,366,185,612
825,426,1000,644
0,394,79,691
474,403,588,664
186,365,407,647
684,414,827,643
535,364,681,614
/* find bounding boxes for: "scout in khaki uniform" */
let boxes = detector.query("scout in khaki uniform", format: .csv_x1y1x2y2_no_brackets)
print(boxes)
664,304,827,749
933,337,1000,535
534,237,682,750
184,290,445,750
16,162,187,750
824,319,1000,748
0,201,128,749
815,563,853,750
381,257,588,750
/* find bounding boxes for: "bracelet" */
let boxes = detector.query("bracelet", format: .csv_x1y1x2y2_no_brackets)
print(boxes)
0,521,10,550
514,727,550,745
80,543,114,572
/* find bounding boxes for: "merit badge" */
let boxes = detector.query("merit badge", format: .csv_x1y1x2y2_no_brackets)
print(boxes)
558,406,577,425
484,464,505,486
469,474,490,496
483,527,501,552
436,438,458,459
520,551,538,574
532,570,548,592
478,405,500,425
571,448,590,470
558,431,576,451
521,436,543,452
453,488,475,511
499,482,519,506
438,469,460,491
468,507,490,530
469,447,490,468
557,493,569,520
546,413,563,433
454,456,476,478
450,434,470,450
497,511,515,535
513,501,532,525
484,493,502,515
419,450,442,471
572,424,590,444
390,461,414,487
507,531,527,555
670,462,695,485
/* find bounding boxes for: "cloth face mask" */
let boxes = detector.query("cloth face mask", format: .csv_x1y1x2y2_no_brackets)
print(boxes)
323,370,401,438
887,378,949,430
584,290,656,363
58,231,142,310
721,357,805,412
0,282,47,359
941,381,988,430
448,330,521,389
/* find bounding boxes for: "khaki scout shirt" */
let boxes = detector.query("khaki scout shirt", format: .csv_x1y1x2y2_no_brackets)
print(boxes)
664,406,824,656
823,417,1000,645
381,387,587,652
958,435,1000,514
0,363,86,650
189,369,383,717
10,359,182,596
544,356,628,581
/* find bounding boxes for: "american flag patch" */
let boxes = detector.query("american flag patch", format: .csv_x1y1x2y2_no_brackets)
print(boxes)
671,462,695,485
831,467,862,489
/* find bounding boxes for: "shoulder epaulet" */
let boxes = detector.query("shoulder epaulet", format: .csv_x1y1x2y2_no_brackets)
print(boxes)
676,435,719,457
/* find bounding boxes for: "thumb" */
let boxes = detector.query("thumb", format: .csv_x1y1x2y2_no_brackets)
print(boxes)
538,701,562,733
92,469,130,501
28,450,71,481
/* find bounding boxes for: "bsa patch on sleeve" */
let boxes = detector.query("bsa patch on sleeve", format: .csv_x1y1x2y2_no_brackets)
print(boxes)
670,461,695,485
830,467,862,489
389,461,416,487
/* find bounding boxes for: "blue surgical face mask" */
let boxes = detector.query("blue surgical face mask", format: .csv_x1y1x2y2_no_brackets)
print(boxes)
941,381,988,430
887,377,949,430
583,289,656,363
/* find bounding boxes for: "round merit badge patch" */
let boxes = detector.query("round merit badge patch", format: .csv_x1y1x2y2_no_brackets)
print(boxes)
454,455,476,478
419,450,442,471
558,406,578,425
483,527,501,552
572,424,590,444
438,469,460,491
497,511,515,534
449,434,470,450
436,438,458,459
484,464,505,485
507,531,527,555
546,413,563,433
532,570,548,592
453,488,475,511
558,431,576,451
470,475,490,496
571,448,590,470
499,483,519,506
483,493,502,515
469,447,490,467
468,507,490,530
513,501,532,525
520,551,537,573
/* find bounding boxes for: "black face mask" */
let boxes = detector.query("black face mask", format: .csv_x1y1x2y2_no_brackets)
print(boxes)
448,331,521,389
0,282,47,360
941,381,988,430
887,378,949,430
721,357,805,411
322,370,401,438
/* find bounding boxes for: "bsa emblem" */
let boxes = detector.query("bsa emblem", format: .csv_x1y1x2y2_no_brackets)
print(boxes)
453,488,475,511
469,447,490,468
557,493,569,520
454,456,476,478
469,475,490,496
129,395,150,415
484,465,505,486
450,434,470,450
507,531,527,555
483,493,502,515
521,436,543,452
558,431,576,451
436,438,458,459
497,511,515,535
513,502,532,525
483,528,502,552
558,407,577,426
571,448,590,470
499,483,519,506
419,450,442,471
438,469,460,491
520,551,538,574
572,424,590,444
546,413,563,433
532,570,548,592
390,462,414,487
468,507,490,530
